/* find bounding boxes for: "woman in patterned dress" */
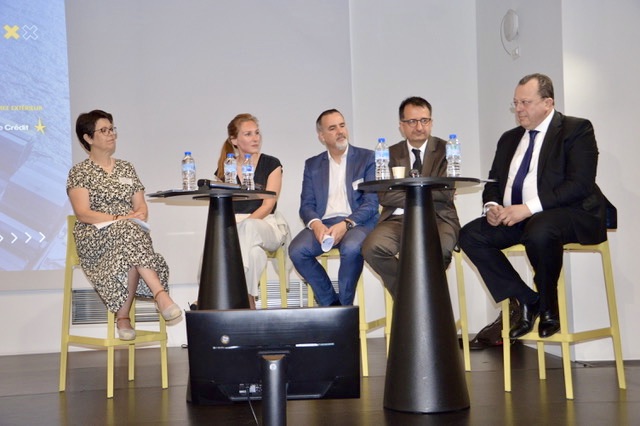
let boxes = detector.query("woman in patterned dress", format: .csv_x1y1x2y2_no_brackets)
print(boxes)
67,110,181,340
214,113,286,309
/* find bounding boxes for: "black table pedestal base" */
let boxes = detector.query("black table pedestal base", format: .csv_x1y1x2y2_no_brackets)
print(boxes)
383,185,469,413
197,196,249,310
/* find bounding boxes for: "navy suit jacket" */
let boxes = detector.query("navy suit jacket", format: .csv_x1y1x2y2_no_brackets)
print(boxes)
484,111,607,244
299,144,379,229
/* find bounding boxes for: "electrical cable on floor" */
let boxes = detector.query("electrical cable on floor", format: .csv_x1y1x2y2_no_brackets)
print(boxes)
246,393,259,425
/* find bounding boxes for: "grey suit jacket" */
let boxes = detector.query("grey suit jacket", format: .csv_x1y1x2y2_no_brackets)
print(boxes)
378,137,460,238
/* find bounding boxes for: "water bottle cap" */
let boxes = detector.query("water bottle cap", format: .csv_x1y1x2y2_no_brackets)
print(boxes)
185,151,192,155
244,153,251,158
378,138,385,143
226,153,235,158
449,134,457,139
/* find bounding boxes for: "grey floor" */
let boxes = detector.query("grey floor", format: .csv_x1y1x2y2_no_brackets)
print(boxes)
1,338,637,425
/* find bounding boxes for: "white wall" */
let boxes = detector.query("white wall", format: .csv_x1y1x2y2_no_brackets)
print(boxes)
3,0,639,361
560,0,640,360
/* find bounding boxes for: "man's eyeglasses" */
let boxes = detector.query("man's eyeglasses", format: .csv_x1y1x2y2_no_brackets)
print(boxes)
93,126,117,135
401,118,432,127
511,98,546,108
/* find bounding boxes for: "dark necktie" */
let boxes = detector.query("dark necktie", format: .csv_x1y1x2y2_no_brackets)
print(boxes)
511,130,539,205
411,148,422,171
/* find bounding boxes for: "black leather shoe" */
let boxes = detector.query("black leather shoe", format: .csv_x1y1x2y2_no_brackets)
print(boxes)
464,298,523,349
538,310,560,338
509,299,540,339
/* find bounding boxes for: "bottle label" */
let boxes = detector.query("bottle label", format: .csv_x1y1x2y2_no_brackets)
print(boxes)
375,150,390,160
446,144,460,158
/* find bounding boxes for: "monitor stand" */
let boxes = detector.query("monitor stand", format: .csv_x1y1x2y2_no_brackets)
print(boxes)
262,354,287,426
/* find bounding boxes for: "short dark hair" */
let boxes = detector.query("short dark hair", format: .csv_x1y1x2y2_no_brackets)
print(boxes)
519,73,555,100
75,109,113,151
316,109,342,132
399,97,432,120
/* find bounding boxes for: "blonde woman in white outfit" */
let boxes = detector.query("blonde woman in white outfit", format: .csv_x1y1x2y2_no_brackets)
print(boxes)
215,113,287,309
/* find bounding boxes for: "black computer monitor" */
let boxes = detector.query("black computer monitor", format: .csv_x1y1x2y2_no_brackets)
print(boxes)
185,306,360,406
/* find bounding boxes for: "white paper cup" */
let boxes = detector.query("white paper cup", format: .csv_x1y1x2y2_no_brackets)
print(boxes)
392,166,406,178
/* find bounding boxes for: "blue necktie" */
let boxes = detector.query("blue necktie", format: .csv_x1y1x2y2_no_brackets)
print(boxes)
511,130,539,205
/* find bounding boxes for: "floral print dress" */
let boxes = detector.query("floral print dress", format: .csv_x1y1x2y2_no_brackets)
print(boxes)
66,158,169,313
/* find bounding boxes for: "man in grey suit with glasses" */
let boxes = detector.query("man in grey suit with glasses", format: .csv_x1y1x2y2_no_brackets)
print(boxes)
362,96,460,300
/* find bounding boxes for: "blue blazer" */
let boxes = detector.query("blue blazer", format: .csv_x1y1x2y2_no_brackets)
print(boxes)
299,144,379,229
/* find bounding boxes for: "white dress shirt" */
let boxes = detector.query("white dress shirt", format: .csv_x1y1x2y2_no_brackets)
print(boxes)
393,140,427,216
502,109,555,213
307,146,352,228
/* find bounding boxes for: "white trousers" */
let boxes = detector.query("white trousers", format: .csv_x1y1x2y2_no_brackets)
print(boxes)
236,215,285,296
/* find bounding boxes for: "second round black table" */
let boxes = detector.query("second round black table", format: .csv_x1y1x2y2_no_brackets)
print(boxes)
359,176,479,414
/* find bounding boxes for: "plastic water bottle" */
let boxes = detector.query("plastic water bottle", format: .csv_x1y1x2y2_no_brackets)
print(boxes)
224,153,237,184
446,134,461,177
375,137,390,180
241,154,255,190
181,151,197,190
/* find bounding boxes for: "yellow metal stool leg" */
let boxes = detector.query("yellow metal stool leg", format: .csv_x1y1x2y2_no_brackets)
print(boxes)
453,250,471,371
501,299,512,393
599,241,626,389
384,290,393,355
356,276,370,377
259,247,289,308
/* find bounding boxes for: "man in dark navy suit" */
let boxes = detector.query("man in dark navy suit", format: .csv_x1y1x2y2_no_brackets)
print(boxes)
459,73,607,339
289,109,379,306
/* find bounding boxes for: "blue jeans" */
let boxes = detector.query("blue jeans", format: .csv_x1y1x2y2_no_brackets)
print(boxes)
289,216,369,306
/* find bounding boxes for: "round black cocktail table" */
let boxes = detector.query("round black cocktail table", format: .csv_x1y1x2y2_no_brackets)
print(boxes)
359,177,479,413
149,185,275,310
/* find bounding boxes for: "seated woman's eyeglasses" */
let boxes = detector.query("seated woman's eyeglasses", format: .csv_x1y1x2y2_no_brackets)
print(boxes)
93,126,117,135
401,118,431,127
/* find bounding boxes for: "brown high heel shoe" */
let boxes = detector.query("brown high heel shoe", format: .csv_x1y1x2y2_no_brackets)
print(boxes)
154,289,182,321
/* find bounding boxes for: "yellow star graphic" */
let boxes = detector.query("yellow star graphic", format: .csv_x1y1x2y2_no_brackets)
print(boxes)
35,118,46,134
